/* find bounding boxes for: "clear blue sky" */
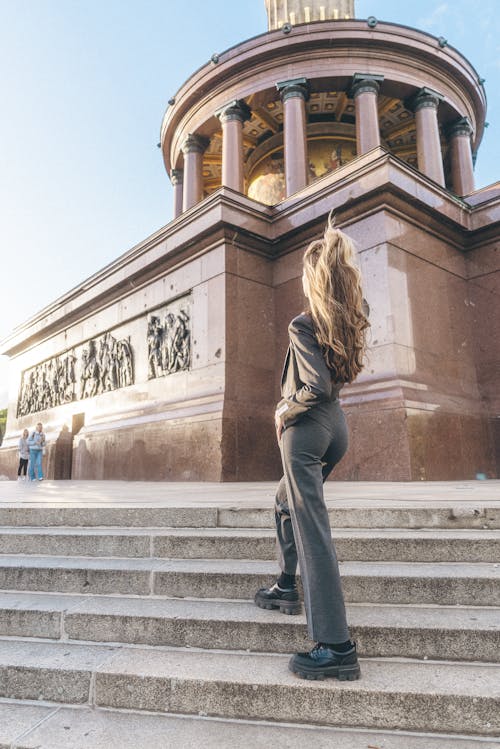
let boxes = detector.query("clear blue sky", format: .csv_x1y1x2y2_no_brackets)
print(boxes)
1,0,499,407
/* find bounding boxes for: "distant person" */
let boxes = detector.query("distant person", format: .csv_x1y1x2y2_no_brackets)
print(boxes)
17,429,30,480
255,219,369,681
28,422,46,481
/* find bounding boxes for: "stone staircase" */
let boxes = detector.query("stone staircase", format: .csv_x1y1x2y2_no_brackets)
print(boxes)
0,492,499,748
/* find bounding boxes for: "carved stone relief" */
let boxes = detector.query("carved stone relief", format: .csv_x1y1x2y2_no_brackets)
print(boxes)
80,332,133,399
148,299,191,379
17,351,77,417
17,331,134,417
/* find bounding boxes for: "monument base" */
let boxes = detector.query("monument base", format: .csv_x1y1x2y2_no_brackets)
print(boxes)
1,151,498,482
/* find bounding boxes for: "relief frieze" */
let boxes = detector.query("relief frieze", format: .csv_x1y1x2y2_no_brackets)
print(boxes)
147,299,191,379
17,331,134,417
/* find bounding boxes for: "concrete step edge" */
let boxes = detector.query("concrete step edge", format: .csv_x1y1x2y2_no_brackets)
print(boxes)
1,504,499,529
2,526,500,536
0,555,498,574
1,700,499,749
0,557,498,606
0,527,499,563
0,640,499,736
0,593,498,662
0,591,498,628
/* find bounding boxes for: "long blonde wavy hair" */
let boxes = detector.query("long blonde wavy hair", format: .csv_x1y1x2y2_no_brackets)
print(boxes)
303,218,369,383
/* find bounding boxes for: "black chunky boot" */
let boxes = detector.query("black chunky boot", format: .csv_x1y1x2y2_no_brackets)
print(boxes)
254,582,301,615
289,641,361,680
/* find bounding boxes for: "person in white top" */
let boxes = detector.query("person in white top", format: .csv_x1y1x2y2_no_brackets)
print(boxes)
17,429,30,480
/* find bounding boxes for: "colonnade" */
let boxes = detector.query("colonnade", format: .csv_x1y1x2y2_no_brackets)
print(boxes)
171,75,475,217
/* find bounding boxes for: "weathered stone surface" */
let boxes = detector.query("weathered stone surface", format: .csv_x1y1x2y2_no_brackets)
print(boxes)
6,704,500,749
152,558,500,606
65,597,500,662
152,527,500,562
93,647,500,735
1,480,499,527
0,592,498,662
2,525,499,562
220,505,500,530
0,556,162,595
0,703,57,749
0,640,116,704
4,554,493,606
0,528,152,558
1,640,499,736
0,505,218,528
0,486,499,744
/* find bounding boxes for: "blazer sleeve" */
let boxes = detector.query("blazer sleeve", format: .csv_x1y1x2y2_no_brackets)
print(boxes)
275,316,333,425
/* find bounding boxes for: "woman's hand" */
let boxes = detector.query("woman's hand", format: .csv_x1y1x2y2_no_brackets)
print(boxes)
275,412,285,442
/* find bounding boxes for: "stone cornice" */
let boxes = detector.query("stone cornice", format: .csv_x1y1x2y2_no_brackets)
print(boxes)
2,150,497,357
161,21,486,171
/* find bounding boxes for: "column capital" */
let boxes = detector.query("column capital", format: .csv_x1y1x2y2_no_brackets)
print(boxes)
351,73,384,98
447,116,474,139
276,77,310,102
170,169,183,186
181,133,209,155
410,87,444,113
215,99,251,124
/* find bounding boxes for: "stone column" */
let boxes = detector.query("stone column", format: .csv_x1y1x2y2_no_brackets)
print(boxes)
216,100,251,193
351,74,383,154
412,88,445,187
170,169,183,218
276,78,310,197
448,117,474,196
182,134,209,211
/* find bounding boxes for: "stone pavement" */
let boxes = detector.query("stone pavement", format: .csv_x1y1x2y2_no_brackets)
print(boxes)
1,479,499,506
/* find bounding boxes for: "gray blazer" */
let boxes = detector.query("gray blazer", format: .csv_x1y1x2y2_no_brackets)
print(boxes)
276,313,343,427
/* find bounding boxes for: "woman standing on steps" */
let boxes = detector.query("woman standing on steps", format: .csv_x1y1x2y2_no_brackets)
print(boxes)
255,219,369,681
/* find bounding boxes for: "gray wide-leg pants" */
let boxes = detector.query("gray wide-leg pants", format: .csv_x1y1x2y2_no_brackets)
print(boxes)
275,401,350,643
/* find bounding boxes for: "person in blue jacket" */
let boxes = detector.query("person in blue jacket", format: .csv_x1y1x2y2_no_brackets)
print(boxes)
28,422,46,481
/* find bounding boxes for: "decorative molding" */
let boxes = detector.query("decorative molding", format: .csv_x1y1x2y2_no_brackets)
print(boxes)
447,116,474,139
181,134,209,154
276,77,310,102
170,169,184,185
409,87,444,112
351,73,384,99
215,100,251,124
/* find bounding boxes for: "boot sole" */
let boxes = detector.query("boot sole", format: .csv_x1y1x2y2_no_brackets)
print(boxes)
289,660,361,681
254,593,301,615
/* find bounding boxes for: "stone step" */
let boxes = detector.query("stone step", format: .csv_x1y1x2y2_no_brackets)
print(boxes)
0,640,499,736
0,555,499,606
0,591,498,662
1,526,500,562
2,701,499,749
1,503,499,529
